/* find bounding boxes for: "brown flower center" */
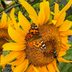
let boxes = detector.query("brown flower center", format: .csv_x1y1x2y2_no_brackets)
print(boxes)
25,24,61,66
0,28,10,55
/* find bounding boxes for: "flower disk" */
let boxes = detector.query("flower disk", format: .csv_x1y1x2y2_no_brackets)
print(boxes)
25,24,61,66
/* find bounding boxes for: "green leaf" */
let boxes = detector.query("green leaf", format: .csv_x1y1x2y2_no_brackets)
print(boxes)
66,0,69,2
66,15,72,21
59,47,72,72
59,63,72,72
0,66,2,72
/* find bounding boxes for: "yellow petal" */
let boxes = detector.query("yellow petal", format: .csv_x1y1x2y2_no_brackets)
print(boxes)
54,3,59,19
19,0,38,25
1,52,21,65
47,63,56,72
14,23,26,37
10,52,25,66
52,20,57,25
9,15,26,37
10,8,17,27
8,17,26,38
38,66,48,72
38,2,45,25
59,0,72,16
56,12,66,27
11,55,25,70
26,65,39,72
0,55,4,65
9,11,21,34
54,0,72,20
58,50,66,57
60,30,72,36
60,44,70,51
43,1,50,23
26,65,34,72
3,43,25,51
52,60,60,72
38,1,50,25
13,59,29,72
58,57,72,63
59,20,72,31
32,66,39,72
8,24,24,42
61,37,68,45
18,11,30,36
0,12,7,28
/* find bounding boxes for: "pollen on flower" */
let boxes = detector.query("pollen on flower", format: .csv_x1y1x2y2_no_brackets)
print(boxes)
0,28,10,55
0,28,9,38
0,38,7,55
25,23,61,66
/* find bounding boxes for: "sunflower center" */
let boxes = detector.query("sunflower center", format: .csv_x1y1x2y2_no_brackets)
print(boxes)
0,28,9,38
0,28,10,55
25,24,61,66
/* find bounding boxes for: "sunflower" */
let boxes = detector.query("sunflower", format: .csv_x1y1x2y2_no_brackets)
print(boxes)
0,12,10,58
1,0,72,72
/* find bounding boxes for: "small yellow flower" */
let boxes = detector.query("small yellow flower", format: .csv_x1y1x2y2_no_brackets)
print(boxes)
1,0,72,72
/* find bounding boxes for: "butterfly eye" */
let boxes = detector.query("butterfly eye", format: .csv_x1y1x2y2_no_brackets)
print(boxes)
31,23,38,29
